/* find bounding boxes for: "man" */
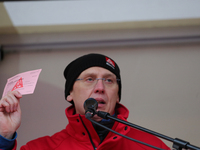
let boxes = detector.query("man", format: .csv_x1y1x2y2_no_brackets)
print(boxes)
0,53,170,150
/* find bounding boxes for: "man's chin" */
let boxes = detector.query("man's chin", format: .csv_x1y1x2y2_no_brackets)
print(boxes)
90,114,103,122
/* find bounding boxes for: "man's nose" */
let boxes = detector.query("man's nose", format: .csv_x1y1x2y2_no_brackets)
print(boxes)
93,79,105,94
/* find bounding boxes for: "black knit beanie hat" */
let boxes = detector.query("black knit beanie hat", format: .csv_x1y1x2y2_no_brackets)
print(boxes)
64,53,121,104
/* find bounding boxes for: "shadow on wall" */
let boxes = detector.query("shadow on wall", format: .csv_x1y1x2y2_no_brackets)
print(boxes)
14,80,70,149
0,74,7,96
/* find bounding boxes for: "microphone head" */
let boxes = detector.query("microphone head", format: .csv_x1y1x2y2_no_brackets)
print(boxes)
84,98,98,113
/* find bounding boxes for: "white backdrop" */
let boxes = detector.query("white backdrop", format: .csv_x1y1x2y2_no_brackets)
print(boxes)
1,42,200,149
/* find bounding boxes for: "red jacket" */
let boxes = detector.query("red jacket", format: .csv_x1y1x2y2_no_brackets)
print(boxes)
13,104,170,150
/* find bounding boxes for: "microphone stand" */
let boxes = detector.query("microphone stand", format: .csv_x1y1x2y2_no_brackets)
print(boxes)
96,111,200,150
86,113,166,150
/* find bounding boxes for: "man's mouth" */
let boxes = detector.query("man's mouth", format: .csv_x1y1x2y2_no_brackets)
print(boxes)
95,98,106,107
98,101,105,104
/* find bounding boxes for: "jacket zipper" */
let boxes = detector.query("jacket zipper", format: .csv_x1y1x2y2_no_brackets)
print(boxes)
79,115,96,150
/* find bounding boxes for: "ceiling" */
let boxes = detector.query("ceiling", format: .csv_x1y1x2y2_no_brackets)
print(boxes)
0,0,200,51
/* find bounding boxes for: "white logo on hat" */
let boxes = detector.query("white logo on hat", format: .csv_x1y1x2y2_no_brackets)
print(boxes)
106,57,115,69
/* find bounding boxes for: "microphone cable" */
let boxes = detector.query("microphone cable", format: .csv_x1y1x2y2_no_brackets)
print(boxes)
86,116,167,150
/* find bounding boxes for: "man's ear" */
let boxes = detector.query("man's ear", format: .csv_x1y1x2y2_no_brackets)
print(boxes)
66,94,73,102
116,96,119,103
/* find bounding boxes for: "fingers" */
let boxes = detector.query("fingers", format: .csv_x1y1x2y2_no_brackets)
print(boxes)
0,91,22,113
0,107,4,112
13,90,22,99
0,93,17,113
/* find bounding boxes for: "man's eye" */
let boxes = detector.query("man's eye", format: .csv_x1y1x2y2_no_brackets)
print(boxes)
85,77,94,82
105,78,113,83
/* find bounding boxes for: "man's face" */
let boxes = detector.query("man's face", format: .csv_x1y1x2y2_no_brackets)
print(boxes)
67,67,119,121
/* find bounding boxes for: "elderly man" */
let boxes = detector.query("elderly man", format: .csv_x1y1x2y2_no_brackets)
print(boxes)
0,53,170,150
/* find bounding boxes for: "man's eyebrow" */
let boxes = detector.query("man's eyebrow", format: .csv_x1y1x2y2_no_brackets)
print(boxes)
79,73,116,78
79,73,96,78
103,74,116,78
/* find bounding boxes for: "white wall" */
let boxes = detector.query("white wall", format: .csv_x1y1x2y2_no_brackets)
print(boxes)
1,42,200,149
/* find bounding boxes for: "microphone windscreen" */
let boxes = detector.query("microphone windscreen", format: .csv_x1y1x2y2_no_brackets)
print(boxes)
84,98,98,112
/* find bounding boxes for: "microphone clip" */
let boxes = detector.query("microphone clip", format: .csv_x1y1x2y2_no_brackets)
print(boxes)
85,106,97,118
97,111,110,119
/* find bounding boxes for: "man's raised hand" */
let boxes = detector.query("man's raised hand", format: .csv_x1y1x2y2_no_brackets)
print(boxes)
0,91,22,139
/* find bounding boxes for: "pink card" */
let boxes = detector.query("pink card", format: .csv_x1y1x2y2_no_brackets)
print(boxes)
2,69,42,97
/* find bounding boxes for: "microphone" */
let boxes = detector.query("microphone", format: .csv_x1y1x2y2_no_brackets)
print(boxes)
84,98,98,118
